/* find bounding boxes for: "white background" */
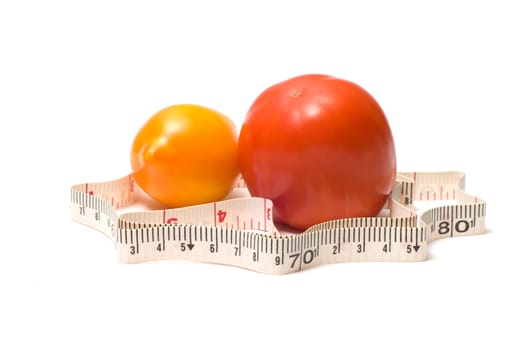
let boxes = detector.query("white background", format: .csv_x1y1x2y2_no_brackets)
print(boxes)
1,0,524,349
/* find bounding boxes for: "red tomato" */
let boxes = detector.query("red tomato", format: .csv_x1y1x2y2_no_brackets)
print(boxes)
238,74,396,230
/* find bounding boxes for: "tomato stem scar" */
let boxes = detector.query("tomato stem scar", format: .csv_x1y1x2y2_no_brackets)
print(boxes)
291,89,302,98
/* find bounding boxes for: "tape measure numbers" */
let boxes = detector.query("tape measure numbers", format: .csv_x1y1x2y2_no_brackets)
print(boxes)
70,171,486,274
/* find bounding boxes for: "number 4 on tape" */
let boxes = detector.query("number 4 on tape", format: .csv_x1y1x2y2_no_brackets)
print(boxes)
70,171,486,274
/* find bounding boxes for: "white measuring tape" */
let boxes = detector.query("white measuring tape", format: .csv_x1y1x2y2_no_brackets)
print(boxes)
70,171,486,274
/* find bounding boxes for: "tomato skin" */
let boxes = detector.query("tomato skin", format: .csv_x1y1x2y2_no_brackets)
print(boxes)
131,104,239,208
238,74,396,230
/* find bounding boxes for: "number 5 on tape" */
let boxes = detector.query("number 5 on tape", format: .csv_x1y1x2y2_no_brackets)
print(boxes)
70,171,486,274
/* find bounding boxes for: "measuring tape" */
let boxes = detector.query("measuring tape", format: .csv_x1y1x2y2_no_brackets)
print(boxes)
70,171,486,274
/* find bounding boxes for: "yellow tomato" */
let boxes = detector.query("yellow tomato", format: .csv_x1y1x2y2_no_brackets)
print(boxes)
131,104,239,207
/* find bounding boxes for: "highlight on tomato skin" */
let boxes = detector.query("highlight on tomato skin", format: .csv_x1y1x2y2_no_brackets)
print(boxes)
238,74,397,230
130,104,240,208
